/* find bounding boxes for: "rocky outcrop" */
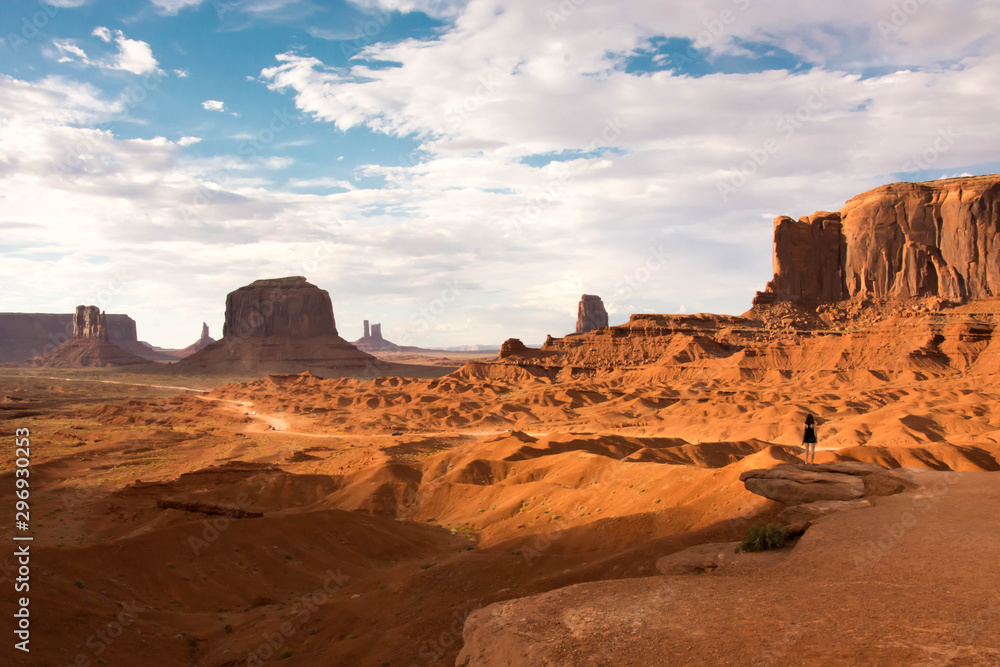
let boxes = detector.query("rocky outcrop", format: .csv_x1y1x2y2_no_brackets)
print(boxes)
0,312,169,363
22,304,149,368
761,212,845,303
352,319,427,354
498,338,528,359
741,462,917,529
576,294,608,334
758,175,1000,304
72,305,108,340
223,276,336,339
179,277,378,374
164,322,217,358
24,305,147,368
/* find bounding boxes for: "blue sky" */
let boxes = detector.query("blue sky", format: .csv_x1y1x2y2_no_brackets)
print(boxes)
1,0,998,348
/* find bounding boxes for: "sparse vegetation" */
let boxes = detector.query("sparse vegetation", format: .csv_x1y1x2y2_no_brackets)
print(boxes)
736,521,790,553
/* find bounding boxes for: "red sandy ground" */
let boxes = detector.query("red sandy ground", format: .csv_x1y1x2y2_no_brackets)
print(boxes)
0,339,998,666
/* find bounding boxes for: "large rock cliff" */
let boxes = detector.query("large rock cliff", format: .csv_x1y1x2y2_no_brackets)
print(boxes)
757,175,1000,304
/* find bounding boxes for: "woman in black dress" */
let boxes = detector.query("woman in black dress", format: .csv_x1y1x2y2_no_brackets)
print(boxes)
803,414,817,464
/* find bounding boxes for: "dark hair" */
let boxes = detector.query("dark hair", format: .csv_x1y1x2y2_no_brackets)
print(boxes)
805,414,815,426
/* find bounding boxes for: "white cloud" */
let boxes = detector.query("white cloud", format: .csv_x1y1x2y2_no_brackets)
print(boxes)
149,0,206,15
55,28,160,76
348,0,469,19
91,26,112,42
201,99,226,111
177,136,202,146
43,0,91,7
174,69,189,78
105,30,160,75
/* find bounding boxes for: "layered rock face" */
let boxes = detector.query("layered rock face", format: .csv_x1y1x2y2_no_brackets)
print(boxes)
759,175,1000,303
73,305,108,340
763,212,845,303
576,294,608,334
223,277,336,339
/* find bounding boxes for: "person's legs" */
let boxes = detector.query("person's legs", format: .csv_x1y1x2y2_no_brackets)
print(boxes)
807,442,816,464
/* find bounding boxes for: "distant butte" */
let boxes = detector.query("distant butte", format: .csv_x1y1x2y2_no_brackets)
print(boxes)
178,276,378,374
24,305,148,368
576,294,609,334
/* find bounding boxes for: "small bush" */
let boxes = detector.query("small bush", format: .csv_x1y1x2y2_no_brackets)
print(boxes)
737,521,789,553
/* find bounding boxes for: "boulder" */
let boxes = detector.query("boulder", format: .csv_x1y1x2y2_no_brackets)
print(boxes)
740,466,866,504
576,294,608,334
742,462,917,515
759,175,1000,303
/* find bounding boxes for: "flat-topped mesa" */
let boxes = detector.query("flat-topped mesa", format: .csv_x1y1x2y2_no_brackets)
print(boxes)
576,294,608,334
756,175,1000,305
223,276,336,338
73,305,108,340
179,277,377,373
371,323,383,341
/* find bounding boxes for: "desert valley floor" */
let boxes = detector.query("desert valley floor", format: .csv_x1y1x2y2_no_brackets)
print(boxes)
2,297,1000,666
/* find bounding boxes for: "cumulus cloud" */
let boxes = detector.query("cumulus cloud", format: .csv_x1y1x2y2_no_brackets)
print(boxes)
177,136,202,146
201,99,226,111
55,28,161,75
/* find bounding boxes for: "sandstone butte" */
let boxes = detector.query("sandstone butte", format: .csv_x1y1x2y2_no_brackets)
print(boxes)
177,276,378,374
576,294,609,334
23,305,149,368
353,319,427,354
0,310,174,363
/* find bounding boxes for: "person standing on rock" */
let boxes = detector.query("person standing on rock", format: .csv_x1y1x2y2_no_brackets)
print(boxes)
803,414,818,464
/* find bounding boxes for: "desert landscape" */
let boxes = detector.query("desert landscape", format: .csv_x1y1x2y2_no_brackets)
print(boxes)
4,1,1000,665
1,175,1000,665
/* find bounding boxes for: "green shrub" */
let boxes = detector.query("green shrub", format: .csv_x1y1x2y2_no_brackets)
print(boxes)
737,520,789,553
